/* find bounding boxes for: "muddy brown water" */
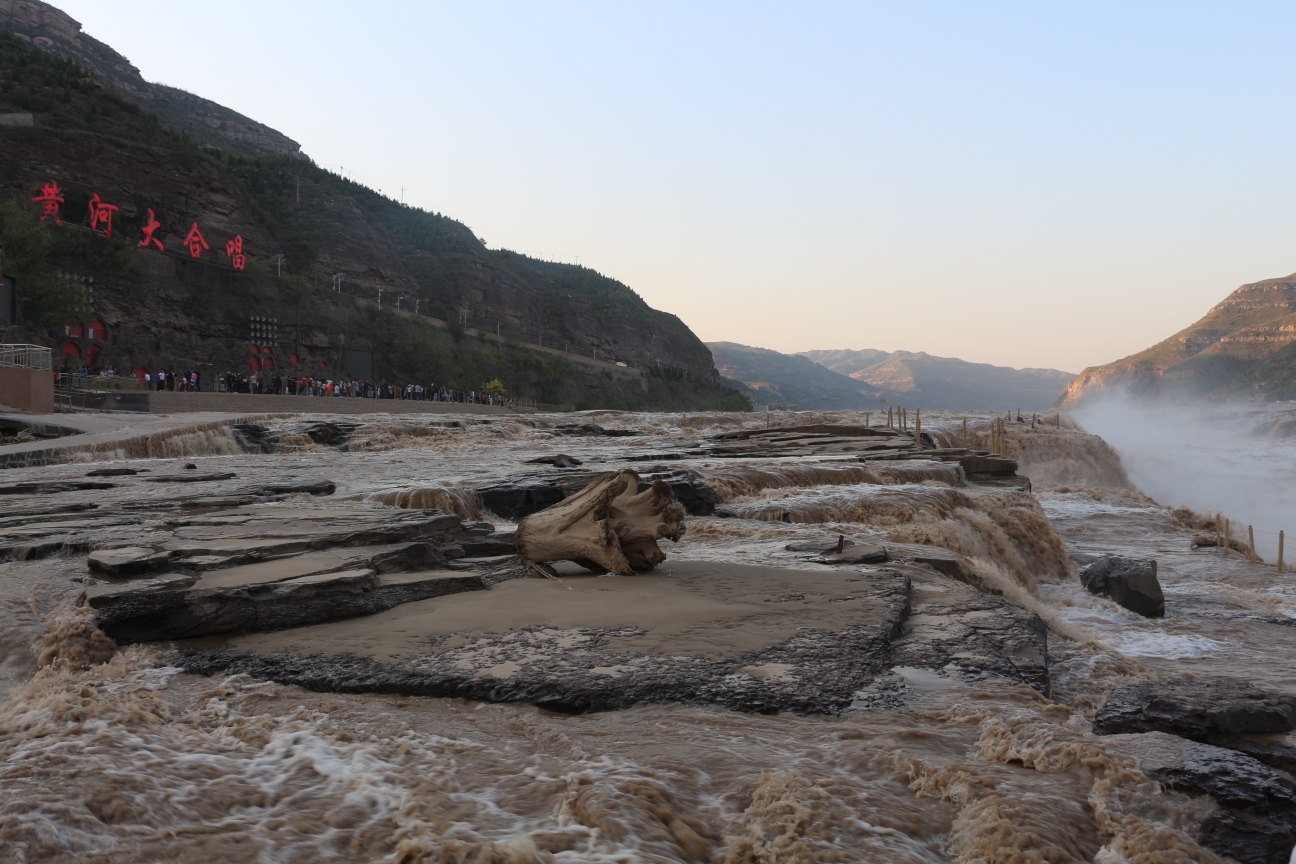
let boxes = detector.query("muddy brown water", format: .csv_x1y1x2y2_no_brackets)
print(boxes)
0,409,1288,862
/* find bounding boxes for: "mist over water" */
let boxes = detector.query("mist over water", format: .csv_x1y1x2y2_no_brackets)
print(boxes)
1076,399,1296,560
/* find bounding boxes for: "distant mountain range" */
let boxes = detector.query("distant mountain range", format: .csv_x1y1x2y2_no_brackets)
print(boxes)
709,343,1075,411
1057,273,1296,406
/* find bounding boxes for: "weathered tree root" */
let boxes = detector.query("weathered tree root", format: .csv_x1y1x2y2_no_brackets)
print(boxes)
515,469,685,574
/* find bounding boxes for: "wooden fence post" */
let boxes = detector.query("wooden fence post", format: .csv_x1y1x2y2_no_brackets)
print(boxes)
914,408,922,449
1223,519,1230,558
1279,530,1285,574
963,418,968,448
1248,525,1257,563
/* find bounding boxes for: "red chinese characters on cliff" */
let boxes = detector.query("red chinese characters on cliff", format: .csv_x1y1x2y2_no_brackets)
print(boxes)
31,182,64,225
138,209,164,252
87,193,118,238
224,235,246,271
182,222,209,259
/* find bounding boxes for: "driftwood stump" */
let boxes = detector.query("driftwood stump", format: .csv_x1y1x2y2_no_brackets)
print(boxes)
515,469,686,575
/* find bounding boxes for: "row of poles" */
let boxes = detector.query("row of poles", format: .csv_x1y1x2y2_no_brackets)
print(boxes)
1217,515,1286,574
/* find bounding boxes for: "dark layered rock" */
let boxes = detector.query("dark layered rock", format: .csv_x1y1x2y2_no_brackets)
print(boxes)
526,454,583,467
295,420,361,447
1105,731,1296,864
247,478,336,496
808,542,889,565
1095,679,1296,778
551,423,641,437
1081,555,1164,617
85,468,145,477
93,570,490,643
87,546,173,577
959,454,1018,478
230,423,277,452
889,587,1049,693
173,568,913,715
0,481,115,495
144,472,237,483
475,480,566,520
461,532,517,558
641,472,717,516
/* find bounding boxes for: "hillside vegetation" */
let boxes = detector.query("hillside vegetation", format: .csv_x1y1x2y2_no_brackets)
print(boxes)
0,30,741,410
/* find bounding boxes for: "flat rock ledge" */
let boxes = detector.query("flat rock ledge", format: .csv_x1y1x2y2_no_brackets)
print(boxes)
1094,678,1296,775
169,565,1050,716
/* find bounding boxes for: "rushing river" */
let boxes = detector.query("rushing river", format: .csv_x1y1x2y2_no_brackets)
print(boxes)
0,408,1289,863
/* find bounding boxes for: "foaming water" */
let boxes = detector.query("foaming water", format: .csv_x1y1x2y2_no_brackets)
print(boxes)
360,485,482,520
0,407,1289,862
0,648,1224,864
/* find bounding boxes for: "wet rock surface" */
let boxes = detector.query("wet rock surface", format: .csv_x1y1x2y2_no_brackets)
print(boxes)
1095,679,1296,739
0,480,116,495
87,546,174,577
176,567,914,714
1095,679,1296,778
525,454,583,467
550,423,641,437
888,581,1049,693
170,559,1052,715
95,569,493,643
1081,555,1165,617
474,480,566,520
1105,731,1296,864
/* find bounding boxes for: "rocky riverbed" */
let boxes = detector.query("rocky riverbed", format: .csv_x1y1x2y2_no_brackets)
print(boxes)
1,407,1294,863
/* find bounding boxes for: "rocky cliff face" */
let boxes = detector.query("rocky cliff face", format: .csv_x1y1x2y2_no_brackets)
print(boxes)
1057,276,1296,407
1,0,301,156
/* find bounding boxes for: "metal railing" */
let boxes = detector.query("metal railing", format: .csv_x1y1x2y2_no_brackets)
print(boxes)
0,344,52,370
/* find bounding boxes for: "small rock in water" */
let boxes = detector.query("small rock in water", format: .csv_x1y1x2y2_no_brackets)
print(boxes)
527,454,583,467
809,543,889,565
183,463,197,470
1080,555,1164,617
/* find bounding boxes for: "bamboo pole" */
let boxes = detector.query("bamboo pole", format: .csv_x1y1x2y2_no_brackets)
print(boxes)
914,408,922,449
1248,525,1257,563
1216,514,1222,556
963,418,968,448
1223,519,1230,559
1279,531,1285,574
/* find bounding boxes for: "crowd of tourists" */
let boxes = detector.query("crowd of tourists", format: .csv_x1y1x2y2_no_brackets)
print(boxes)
218,372,511,406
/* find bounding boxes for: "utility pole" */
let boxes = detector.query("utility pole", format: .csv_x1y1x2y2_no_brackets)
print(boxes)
377,288,383,308
273,253,285,278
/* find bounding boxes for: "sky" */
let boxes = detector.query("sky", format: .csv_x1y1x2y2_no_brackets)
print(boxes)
48,1,1296,373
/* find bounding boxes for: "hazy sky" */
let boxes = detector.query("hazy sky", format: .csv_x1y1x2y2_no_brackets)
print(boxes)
50,1,1296,373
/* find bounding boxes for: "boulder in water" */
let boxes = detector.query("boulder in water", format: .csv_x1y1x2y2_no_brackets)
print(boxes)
1080,555,1164,617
